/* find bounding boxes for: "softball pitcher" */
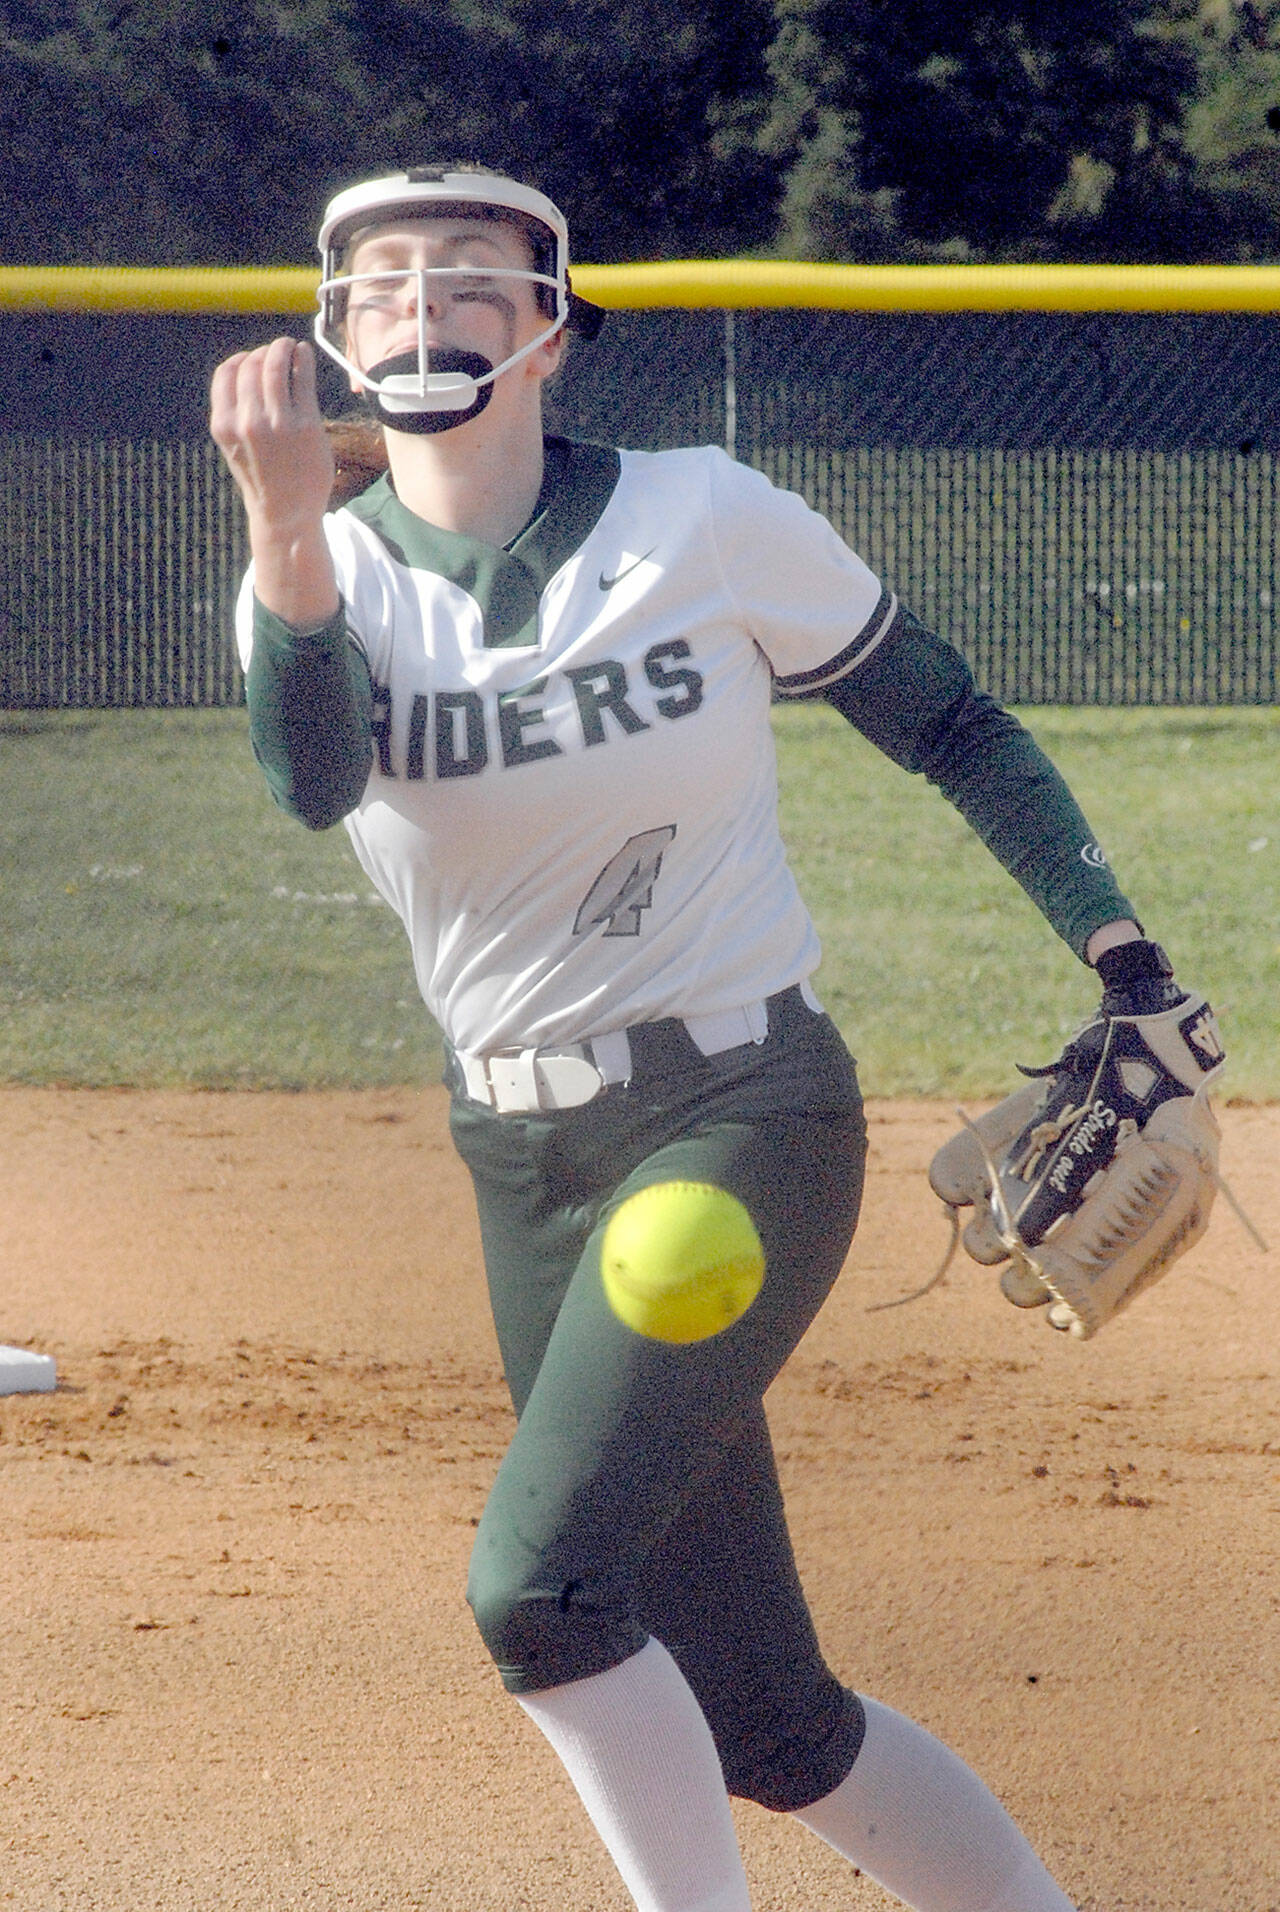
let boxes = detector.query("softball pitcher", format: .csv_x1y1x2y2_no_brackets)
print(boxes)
211,162,1183,1912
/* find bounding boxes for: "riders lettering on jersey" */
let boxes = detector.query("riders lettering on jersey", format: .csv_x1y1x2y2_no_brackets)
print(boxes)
376,642,704,782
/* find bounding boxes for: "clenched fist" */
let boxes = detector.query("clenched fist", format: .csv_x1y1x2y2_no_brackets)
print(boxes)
210,337,335,529
210,338,340,628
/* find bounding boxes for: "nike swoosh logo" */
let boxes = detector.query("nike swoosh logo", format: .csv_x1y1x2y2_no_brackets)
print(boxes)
599,549,656,591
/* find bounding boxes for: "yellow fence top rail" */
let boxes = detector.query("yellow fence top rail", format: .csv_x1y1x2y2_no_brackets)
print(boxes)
3,260,1280,314
581,260,1280,313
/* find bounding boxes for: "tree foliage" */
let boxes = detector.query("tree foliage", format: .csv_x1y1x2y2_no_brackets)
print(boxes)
0,0,778,263
0,1,363,263
2,0,1280,263
759,0,1202,259
1160,0,1280,257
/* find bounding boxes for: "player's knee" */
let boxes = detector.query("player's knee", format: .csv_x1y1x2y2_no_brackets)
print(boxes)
466,1559,644,1690
465,1571,548,1674
600,1179,765,1344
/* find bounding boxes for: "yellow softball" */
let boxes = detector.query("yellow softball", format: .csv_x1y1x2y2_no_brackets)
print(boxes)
600,1181,765,1344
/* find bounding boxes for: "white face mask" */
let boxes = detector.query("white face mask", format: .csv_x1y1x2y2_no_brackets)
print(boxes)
315,259,568,430
314,171,603,433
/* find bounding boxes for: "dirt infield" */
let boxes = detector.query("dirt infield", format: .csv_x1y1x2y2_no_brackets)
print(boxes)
1,1087,1276,1912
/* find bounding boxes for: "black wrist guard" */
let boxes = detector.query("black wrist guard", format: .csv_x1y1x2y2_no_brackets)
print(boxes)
1095,938,1183,1016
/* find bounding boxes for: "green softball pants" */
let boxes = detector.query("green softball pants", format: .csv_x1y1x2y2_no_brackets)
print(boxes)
449,989,868,1811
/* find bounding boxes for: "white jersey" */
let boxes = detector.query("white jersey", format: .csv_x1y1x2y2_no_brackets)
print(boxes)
237,441,893,1055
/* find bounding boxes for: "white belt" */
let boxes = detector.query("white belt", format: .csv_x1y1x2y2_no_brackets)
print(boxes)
456,986,821,1115
457,1042,623,1114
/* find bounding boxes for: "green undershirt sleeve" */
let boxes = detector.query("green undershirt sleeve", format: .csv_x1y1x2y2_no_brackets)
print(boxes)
244,599,373,831
820,609,1138,961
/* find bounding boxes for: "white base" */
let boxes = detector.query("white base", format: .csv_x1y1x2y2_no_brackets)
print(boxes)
0,1345,57,1394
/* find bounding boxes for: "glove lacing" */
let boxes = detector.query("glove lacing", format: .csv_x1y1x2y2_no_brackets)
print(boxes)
868,1085,1268,1316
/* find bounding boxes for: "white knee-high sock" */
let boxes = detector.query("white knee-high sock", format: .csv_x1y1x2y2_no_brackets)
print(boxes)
515,1637,751,1912
795,1696,1076,1912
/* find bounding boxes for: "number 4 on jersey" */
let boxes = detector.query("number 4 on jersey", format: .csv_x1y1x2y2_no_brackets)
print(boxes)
573,826,677,938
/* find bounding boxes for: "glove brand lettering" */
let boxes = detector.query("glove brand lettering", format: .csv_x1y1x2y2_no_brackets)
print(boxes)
1047,1099,1117,1194
1181,1006,1225,1068
368,641,705,782
930,979,1224,1338
1080,841,1109,868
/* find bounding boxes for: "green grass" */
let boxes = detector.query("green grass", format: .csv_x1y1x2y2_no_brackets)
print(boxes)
0,705,1275,1096
775,702,1279,1098
0,711,440,1089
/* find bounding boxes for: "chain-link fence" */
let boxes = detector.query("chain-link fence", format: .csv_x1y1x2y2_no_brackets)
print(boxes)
0,436,246,706
2,304,1278,705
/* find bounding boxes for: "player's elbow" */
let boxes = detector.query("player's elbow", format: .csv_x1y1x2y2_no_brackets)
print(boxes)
291,791,356,831
255,739,370,830
284,765,368,831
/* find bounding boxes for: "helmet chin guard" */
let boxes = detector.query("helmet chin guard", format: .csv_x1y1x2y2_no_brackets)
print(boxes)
363,349,495,434
314,166,603,431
